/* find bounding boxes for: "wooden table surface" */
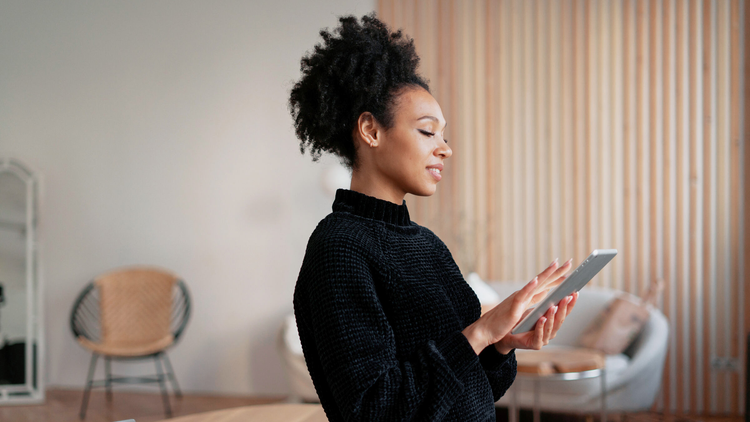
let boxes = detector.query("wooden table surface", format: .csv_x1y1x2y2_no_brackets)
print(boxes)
515,347,605,375
155,403,327,422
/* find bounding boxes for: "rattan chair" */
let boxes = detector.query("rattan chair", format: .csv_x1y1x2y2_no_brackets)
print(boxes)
70,267,191,419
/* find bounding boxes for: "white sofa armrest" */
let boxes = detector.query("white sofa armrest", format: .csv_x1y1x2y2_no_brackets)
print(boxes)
603,305,669,392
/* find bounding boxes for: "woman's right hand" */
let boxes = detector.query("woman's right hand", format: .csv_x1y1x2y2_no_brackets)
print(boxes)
462,258,573,355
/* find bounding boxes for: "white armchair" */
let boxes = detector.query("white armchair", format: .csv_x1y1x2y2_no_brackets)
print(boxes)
489,282,669,413
278,314,319,402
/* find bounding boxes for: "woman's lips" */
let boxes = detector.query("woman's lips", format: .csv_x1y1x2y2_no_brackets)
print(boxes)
427,164,443,181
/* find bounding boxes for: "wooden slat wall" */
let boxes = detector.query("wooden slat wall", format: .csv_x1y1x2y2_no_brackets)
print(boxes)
379,0,747,416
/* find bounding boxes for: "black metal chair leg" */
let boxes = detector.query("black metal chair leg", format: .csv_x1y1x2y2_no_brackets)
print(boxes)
161,352,182,398
79,353,99,419
154,354,172,417
105,357,112,402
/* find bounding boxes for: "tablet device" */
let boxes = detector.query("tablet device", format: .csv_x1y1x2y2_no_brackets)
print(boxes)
511,249,618,334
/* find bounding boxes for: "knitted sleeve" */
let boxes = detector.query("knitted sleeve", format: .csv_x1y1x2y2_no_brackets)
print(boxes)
478,346,517,401
429,231,518,402
294,226,481,421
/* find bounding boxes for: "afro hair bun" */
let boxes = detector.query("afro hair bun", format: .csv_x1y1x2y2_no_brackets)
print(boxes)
289,13,429,169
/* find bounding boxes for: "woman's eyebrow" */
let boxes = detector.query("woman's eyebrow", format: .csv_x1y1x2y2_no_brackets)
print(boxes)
417,116,447,128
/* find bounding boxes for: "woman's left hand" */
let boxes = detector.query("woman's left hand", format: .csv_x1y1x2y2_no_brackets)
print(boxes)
493,292,578,355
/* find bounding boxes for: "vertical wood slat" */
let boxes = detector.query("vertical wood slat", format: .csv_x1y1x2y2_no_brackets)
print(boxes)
715,0,730,410
486,0,497,280
498,0,511,282
636,0,647,299
574,0,585,268
459,0,472,273
585,0,595,278
611,0,625,293
561,0,574,277
378,0,746,415
729,0,743,413
648,6,660,388
513,0,523,280
688,1,701,413
624,0,635,297
549,0,562,266
742,0,750,415
674,0,687,411
582,0,591,267
524,0,536,275
662,0,673,412
536,0,548,268
473,0,487,276
604,0,613,287
701,0,713,413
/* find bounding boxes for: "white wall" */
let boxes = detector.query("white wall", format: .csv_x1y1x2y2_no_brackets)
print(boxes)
0,0,372,395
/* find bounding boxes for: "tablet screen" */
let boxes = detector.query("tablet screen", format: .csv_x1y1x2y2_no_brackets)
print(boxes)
510,249,617,335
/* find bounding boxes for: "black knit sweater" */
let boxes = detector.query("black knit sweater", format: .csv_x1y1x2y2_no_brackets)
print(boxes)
294,189,517,422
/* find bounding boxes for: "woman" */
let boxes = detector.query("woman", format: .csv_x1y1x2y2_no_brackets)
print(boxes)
290,14,576,422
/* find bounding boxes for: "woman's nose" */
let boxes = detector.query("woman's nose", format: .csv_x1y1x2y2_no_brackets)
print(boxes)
436,140,452,158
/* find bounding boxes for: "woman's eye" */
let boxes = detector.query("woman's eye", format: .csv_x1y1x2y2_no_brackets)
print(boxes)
419,129,448,144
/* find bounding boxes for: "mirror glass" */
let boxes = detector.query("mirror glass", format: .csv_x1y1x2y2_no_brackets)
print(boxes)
0,159,42,403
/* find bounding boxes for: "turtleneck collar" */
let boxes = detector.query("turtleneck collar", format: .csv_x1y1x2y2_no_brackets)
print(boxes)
332,189,412,226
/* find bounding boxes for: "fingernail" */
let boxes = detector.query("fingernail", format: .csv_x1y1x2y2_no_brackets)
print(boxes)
550,258,559,266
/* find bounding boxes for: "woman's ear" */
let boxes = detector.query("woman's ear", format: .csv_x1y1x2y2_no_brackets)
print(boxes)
355,112,380,148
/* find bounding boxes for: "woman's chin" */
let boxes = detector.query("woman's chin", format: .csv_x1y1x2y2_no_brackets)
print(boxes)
411,185,438,197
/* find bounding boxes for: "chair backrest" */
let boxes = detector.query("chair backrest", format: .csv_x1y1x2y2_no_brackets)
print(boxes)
71,267,191,348
96,268,176,346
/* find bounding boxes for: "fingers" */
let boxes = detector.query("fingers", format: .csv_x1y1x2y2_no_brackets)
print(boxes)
534,259,573,295
536,259,561,284
529,306,556,350
567,291,579,313
552,295,571,334
532,316,547,349
538,259,573,288
530,289,550,305
543,306,556,342
516,277,539,302
504,296,575,352
546,273,568,289
551,258,574,279
525,276,540,291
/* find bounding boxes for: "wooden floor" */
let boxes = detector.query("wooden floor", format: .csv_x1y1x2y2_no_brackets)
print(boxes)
0,388,286,422
494,408,744,422
0,388,743,422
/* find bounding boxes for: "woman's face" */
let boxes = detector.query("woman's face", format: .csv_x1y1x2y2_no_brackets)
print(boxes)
369,87,452,201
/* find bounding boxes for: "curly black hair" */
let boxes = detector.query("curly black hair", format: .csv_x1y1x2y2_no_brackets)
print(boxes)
289,13,429,169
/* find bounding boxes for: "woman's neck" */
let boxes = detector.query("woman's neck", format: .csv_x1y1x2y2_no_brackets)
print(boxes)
349,169,405,205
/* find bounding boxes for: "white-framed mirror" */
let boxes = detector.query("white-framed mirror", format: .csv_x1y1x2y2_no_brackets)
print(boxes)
0,158,44,404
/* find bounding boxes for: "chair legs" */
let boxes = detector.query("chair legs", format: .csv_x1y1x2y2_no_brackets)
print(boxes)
104,357,112,402
78,352,182,419
161,352,183,397
79,353,99,419
154,353,172,418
